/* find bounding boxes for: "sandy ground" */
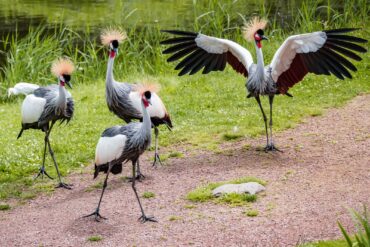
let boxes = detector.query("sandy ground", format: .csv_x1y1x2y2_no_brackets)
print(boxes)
0,94,369,247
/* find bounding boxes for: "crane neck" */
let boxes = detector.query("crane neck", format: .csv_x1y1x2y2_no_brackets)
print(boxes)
56,83,67,113
106,55,115,87
255,44,265,77
140,99,152,136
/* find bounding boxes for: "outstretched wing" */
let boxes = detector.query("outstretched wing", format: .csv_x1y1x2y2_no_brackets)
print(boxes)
270,28,367,94
161,30,253,77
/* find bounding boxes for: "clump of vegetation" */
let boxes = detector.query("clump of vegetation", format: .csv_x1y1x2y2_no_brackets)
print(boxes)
0,204,11,210
87,236,103,242
338,206,370,247
168,151,183,158
168,215,183,221
222,133,244,141
142,191,155,199
244,209,259,217
186,177,266,206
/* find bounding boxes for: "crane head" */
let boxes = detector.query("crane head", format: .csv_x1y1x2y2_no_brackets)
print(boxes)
109,40,119,58
59,74,72,89
254,29,268,48
142,91,152,108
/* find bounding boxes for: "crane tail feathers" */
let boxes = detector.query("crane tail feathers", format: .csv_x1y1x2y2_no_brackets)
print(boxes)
94,163,123,179
17,128,24,139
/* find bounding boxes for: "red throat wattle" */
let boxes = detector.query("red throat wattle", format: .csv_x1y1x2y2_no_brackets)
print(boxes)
60,81,65,87
257,41,262,48
109,50,116,58
143,99,149,108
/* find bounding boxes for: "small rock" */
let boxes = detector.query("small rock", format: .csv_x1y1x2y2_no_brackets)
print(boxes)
212,182,265,197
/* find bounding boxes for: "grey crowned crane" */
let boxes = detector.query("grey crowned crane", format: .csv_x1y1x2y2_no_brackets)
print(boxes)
161,17,368,152
17,58,75,189
84,86,156,223
101,29,172,177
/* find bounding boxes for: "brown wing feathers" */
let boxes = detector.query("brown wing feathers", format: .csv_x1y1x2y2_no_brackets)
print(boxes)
161,30,247,77
277,28,367,94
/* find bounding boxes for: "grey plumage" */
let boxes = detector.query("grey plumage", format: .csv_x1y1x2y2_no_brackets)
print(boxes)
161,27,367,152
104,39,172,170
85,90,157,223
18,70,74,189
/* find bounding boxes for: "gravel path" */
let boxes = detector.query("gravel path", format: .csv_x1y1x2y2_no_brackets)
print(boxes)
1,94,369,247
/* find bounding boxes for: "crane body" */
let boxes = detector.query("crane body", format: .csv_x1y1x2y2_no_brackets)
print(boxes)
161,18,367,151
84,89,157,223
17,58,75,189
101,29,172,178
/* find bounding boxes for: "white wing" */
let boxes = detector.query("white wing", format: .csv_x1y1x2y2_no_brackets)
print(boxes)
129,91,166,119
21,94,46,124
95,134,127,165
161,30,253,77
270,28,367,94
8,82,39,97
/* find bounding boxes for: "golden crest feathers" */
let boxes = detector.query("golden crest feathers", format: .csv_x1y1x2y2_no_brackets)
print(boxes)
100,28,127,46
51,58,75,77
242,17,268,41
133,81,161,95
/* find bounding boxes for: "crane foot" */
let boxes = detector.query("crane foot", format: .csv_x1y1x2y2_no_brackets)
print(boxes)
55,182,73,190
83,209,107,222
127,172,146,182
138,214,157,223
34,167,54,180
264,144,283,153
152,153,163,168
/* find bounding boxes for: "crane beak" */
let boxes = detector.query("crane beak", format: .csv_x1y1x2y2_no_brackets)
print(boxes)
65,81,73,89
262,35,268,41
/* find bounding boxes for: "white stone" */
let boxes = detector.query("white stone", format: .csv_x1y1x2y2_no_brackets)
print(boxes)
212,182,265,197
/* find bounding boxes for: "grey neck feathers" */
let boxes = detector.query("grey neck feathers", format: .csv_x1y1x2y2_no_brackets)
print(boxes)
255,44,265,80
56,83,67,113
106,57,115,86
140,100,152,136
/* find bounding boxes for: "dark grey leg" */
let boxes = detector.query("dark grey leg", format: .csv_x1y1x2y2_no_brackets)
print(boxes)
268,95,282,152
131,160,157,223
34,124,53,180
127,160,145,182
46,122,72,189
255,96,269,150
152,127,163,167
83,163,111,222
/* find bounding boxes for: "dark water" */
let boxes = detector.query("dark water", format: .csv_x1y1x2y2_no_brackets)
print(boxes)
0,0,339,35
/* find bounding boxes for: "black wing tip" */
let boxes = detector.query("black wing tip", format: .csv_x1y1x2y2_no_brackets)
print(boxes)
324,27,361,33
160,30,198,36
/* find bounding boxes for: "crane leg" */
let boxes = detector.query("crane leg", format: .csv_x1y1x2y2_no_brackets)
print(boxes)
127,159,146,182
83,163,110,222
152,127,163,167
131,160,157,223
267,95,282,152
255,96,270,151
34,125,53,180
46,122,72,189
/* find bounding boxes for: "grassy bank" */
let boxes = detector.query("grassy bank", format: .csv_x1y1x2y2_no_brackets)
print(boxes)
0,0,369,201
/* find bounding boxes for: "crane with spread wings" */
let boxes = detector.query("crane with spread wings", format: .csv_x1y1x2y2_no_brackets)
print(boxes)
161,17,367,151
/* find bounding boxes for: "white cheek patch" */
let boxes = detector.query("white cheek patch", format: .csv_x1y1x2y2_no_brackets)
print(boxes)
21,95,46,124
95,135,127,165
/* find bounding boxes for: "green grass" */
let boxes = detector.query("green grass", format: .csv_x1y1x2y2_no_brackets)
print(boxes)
142,191,155,199
244,209,259,217
168,215,182,221
0,0,369,200
0,204,11,210
186,177,266,206
299,239,348,247
87,236,103,242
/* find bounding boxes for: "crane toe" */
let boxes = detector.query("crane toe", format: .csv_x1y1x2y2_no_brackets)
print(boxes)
55,182,73,190
138,215,157,223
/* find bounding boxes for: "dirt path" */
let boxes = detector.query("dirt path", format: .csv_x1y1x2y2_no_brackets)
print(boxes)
1,94,369,247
